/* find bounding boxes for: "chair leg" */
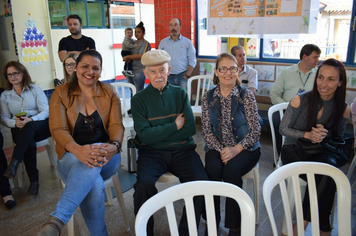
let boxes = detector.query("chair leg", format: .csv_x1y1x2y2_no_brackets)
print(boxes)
105,185,114,205
67,215,74,236
9,178,15,188
112,174,130,231
253,167,260,224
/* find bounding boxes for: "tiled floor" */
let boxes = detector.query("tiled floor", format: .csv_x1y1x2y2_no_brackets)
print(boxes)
0,122,355,236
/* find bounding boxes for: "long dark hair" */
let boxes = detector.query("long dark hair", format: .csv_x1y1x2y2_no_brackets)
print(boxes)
306,58,347,136
68,50,103,104
63,53,78,83
3,61,33,90
213,53,240,86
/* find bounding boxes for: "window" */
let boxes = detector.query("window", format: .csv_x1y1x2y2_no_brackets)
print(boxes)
110,2,135,29
48,0,107,28
197,0,356,66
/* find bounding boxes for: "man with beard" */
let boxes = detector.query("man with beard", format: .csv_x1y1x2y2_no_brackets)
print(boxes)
58,15,96,62
158,18,196,90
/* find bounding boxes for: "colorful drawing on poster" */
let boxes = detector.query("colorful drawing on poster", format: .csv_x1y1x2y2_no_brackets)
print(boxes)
19,13,49,65
3,0,12,17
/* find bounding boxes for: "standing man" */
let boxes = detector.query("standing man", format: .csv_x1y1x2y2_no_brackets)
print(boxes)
270,44,321,156
131,50,208,236
158,18,196,90
58,14,96,62
231,45,258,94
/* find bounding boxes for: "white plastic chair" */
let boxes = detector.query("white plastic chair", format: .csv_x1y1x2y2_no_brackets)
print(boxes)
267,102,289,168
63,172,130,236
187,75,213,118
157,171,179,183
242,163,260,223
111,82,136,129
263,162,351,236
9,137,57,188
135,181,256,236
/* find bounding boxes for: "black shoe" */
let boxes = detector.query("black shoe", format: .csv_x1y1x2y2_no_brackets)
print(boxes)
4,159,21,179
228,228,241,236
127,109,131,114
5,200,16,209
27,181,39,195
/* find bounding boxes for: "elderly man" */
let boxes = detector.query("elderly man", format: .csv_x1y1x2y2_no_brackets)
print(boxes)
231,45,258,94
58,14,96,62
158,18,196,89
131,50,208,236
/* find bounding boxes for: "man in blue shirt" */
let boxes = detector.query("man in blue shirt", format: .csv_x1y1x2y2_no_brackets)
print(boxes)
158,18,196,89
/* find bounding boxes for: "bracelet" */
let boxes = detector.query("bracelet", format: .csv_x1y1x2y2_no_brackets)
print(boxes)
110,140,121,154
184,74,190,78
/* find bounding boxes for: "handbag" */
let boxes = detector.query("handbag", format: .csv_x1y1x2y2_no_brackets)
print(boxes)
295,137,352,167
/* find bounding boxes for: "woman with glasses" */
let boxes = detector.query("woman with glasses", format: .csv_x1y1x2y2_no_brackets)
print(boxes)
0,61,50,195
201,53,261,236
54,53,78,86
37,50,124,236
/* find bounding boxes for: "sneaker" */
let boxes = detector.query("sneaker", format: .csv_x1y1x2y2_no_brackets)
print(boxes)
126,71,134,77
122,70,127,77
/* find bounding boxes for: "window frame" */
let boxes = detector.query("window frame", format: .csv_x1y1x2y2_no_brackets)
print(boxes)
48,0,107,29
195,1,356,68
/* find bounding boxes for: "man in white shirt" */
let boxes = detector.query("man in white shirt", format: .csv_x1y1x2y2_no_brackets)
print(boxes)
231,45,258,94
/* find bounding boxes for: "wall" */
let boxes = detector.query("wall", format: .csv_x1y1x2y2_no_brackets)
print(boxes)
11,0,55,90
0,3,19,87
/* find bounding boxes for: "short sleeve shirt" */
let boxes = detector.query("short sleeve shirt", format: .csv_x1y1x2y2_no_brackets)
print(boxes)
130,40,151,74
58,35,96,52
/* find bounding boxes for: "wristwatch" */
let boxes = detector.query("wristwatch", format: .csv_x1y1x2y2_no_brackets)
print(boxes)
110,140,121,153
184,74,191,78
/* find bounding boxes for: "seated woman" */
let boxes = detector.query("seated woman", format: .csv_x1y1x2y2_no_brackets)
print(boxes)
280,58,350,236
54,53,78,86
201,53,261,236
1,61,51,195
37,50,124,236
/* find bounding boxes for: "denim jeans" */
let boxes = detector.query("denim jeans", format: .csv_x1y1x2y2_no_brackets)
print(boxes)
126,71,145,92
168,72,187,90
52,151,121,236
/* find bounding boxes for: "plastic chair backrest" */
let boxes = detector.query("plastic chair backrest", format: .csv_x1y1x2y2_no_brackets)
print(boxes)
111,82,137,119
135,181,256,236
263,162,351,236
187,75,213,108
267,102,289,167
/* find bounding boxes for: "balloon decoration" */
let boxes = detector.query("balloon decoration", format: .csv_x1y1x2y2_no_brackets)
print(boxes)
20,13,49,65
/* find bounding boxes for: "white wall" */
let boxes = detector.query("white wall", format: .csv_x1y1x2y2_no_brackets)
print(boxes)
11,0,55,90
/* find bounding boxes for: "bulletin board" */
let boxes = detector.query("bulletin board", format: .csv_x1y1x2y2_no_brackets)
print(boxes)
208,0,319,35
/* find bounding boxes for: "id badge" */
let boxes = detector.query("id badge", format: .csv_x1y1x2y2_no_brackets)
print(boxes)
297,88,305,94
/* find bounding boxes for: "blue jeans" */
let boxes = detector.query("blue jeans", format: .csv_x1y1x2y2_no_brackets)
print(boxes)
126,71,145,92
168,72,187,90
51,152,121,236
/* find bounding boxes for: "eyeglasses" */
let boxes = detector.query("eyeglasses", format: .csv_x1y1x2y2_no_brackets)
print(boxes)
84,116,96,134
218,66,239,73
147,68,168,76
65,63,76,68
7,72,21,78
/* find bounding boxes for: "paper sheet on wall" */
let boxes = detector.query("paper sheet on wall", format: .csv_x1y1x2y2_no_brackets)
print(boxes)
208,0,319,36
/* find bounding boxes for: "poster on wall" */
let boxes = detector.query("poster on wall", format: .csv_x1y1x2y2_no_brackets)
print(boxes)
3,0,12,17
208,0,319,36
19,13,49,66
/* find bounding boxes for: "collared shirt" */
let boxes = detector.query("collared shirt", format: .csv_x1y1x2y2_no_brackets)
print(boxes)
270,62,317,104
240,65,258,90
0,84,49,128
158,34,197,74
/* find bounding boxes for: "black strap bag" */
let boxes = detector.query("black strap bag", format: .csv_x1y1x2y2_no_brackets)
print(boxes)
295,137,353,167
